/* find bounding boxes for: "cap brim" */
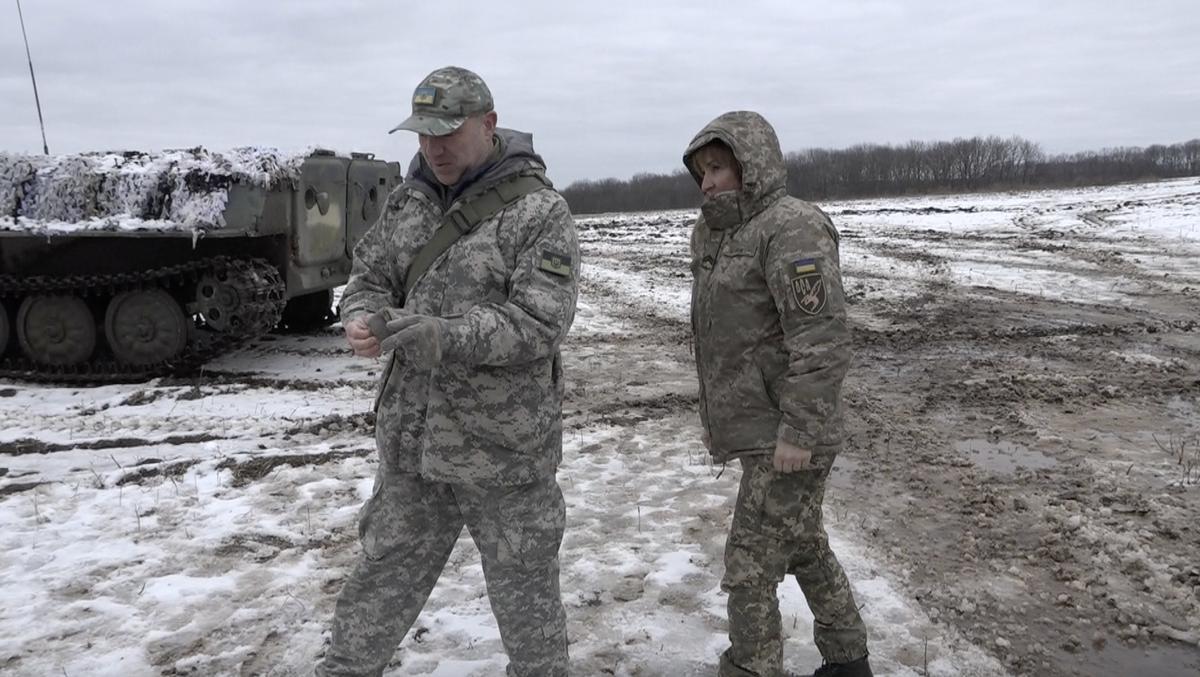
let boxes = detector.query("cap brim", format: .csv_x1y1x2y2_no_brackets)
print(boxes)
387,114,466,136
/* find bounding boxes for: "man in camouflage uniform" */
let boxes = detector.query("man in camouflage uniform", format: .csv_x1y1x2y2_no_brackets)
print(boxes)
316,66,577,677
684,111,872,677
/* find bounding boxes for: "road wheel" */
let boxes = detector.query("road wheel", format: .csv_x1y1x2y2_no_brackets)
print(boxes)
16,294,96,366
105,289,189,366
195,269,241,332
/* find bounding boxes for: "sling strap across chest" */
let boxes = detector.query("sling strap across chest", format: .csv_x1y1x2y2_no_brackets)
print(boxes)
402,172,551,299
372,171,552,413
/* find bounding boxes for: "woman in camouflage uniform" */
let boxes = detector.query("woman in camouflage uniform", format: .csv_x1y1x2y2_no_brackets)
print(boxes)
684,111,872,677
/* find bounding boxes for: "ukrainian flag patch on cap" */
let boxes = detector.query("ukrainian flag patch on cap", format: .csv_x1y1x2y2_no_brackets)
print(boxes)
539,249,572,278
413,86,438,106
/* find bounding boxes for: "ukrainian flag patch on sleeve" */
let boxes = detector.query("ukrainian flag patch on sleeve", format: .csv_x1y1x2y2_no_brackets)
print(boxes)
792,257,819,275
539,249,573,278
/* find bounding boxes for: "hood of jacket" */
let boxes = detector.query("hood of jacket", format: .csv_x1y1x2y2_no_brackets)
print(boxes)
682,111,788,224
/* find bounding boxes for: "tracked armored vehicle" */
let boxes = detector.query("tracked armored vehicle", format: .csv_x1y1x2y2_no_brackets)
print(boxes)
0,147,401,382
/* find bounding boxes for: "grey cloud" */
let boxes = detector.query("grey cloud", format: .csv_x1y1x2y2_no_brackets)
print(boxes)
2,0,1197,184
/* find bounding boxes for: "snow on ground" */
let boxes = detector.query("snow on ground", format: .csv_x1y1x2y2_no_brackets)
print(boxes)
2,177,1200,676
0,323,1001,677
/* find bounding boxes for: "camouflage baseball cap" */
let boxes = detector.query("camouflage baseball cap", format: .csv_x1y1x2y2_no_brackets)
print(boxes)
388,66,494,136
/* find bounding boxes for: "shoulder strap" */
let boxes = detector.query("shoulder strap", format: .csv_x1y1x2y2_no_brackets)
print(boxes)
403,173,550,298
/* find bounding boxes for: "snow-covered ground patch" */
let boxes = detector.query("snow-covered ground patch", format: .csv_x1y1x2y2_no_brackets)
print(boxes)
3,177,1200,676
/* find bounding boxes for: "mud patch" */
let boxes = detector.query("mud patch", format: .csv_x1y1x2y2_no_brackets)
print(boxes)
213,532,295,561
572,392,698,426
283,412,375,437
177,384,205,401
115,459,203,487
862,240,951,268
955,438,1058,474
837,271,1200,675
0,480,47,497
216,449,371,487
186,374,365,392
120,389,171,407
835,205,981,216
1071,637,1200,677
0,432,226,456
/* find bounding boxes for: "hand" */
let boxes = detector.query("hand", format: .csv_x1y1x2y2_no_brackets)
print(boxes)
773,440,812,473
379,315,448,369
345,318,381,358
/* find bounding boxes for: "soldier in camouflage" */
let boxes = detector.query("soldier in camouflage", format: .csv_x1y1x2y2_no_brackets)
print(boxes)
684,111,872,677
316,66,578,677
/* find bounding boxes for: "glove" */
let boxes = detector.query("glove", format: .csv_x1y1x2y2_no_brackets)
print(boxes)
365,307,410,340
379,314,451,369
773,439,812,473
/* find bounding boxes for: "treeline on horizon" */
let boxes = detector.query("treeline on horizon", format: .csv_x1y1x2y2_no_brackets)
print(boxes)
559,136,1200,215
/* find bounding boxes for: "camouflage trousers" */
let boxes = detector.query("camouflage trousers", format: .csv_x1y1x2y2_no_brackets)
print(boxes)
718,454,868,677
316,469,569,677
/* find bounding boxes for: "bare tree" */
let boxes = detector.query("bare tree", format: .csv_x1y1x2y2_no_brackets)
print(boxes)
561,136,1200,214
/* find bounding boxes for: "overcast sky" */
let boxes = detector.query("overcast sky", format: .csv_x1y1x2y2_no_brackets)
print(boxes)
2,1,1198,185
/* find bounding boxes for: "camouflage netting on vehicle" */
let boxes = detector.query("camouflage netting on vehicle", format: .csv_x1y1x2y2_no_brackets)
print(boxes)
0,147,308,233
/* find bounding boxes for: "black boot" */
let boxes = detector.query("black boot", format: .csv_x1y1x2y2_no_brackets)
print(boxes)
806,655,873,677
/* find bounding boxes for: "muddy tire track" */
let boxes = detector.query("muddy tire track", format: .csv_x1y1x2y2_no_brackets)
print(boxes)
836,272,1200,676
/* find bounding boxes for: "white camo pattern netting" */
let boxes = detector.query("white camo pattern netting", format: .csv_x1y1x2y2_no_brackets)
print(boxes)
0,148,309,234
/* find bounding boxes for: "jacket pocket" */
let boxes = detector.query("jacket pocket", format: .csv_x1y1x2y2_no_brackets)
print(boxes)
357,476,386,560
492,480,566,568
753,346,788,409
436,231,511,317
716,238,761,289
438,361,556,452
730,360,776,415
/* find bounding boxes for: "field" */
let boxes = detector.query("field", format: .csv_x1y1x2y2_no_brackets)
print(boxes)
1,177,1198,676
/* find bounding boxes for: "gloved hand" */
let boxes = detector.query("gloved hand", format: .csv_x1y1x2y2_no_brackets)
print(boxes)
379,314,451,369
773,439,812,473
364,307,411,341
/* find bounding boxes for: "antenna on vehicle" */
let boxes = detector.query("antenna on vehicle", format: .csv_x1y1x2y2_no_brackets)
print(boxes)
15,0,50,155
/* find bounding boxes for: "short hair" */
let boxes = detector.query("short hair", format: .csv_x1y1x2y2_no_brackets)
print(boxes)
690,141,741,180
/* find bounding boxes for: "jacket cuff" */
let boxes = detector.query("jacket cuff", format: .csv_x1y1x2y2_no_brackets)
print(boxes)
340,308,371,326
777,420,812,448
438,317,472,362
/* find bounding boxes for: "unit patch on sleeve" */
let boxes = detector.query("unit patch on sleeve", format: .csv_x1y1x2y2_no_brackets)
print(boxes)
538,249,573,278
789,258,827,315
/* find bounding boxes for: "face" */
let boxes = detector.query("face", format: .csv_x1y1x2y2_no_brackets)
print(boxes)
693,144,741,198
419,111,498,185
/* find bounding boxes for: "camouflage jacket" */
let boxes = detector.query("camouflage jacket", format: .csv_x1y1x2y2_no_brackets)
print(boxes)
683,112,851,464
341,129,579,486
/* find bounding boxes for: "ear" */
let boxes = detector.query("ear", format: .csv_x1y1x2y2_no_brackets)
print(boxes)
481,111,498,134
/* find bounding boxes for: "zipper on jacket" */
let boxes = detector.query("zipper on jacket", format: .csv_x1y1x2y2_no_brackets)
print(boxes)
693,229,725,448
